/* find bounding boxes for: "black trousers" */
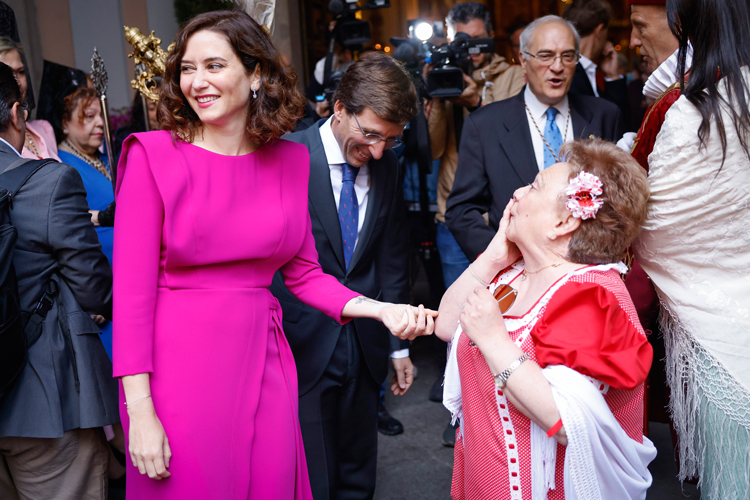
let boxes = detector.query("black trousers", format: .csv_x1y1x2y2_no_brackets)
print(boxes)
299,323,380,500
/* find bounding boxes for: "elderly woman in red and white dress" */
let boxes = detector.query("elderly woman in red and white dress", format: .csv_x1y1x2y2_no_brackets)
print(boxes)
436,139,656,500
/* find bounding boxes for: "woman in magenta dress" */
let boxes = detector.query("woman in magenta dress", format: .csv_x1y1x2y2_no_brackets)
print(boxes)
113,11,433,500
435,140,656,499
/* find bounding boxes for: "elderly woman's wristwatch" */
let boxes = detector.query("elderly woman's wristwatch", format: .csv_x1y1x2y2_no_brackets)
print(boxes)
493,352,530,388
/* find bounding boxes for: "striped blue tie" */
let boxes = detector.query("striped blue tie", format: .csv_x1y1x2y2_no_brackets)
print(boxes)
543,107,563,169
339,164,360,270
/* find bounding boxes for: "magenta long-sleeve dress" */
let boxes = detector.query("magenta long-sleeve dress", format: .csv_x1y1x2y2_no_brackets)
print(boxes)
113,131,359,500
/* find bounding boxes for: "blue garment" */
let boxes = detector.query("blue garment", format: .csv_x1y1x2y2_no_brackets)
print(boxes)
339,164,360,270
436,222,470,288
402,158,439,204
543,107,563,169
58,150,114,359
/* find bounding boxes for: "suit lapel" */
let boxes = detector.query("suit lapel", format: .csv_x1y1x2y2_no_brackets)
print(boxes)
305,125,346,270
569,93,601,140
347,155,386,274
501,91,539,185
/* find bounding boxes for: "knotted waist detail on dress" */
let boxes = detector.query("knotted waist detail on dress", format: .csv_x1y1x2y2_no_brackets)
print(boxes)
155,285,287,332
157,260,284,290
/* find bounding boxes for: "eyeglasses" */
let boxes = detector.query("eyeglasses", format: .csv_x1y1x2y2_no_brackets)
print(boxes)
494,284,518,314
523,51,580,67
353,113,403,149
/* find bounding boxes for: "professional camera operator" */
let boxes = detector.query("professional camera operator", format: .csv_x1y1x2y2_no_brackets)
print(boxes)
425,1,525,448
427,1,525,290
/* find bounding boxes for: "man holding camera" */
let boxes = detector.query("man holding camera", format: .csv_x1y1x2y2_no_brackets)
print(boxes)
272,52,416,500
427,1,525,288
446,15,624,261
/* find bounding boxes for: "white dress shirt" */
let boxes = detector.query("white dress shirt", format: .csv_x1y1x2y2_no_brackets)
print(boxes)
579,55,600,98
320,117,370,249
523,86,574,172
0,137,22,158
318,118,408,359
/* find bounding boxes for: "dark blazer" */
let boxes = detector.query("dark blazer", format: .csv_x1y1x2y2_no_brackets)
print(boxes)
0,140,117,438
445,89,624,260
570,62,631,130
271,120,410,395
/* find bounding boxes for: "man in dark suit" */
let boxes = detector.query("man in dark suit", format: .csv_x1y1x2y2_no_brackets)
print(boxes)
563,0,631,126
271,53,417,500
0,63,116,499
446,15,624,260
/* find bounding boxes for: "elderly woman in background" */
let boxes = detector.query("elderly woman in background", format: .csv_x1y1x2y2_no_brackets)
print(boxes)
436,139,656,499
56,86,115,357
0,36,59,160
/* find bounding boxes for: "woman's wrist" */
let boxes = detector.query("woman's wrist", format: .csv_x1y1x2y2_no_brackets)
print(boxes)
374,301,394,321
485,249,516,272
343,296,389,320
127,396,156,418
471,253,505,285
478,337,524,374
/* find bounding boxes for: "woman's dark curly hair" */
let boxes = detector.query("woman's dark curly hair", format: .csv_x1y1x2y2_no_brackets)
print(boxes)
158,10,305,144
560,138,650,265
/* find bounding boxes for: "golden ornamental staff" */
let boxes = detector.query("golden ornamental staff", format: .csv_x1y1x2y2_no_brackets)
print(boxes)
124,26,173,103
90,48,116,190
134,63,150,132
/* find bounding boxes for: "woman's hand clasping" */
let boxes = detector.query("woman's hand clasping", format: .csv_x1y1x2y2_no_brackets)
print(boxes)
127,399,172,480
380,304,437,340
459,287,510,350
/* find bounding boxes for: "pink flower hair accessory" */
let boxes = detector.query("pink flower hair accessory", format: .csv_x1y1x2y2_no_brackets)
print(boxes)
565,171,604,220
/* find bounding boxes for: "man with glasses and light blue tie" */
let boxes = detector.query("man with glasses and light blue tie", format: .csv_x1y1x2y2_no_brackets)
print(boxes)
446,14,624,261
271,52,418,500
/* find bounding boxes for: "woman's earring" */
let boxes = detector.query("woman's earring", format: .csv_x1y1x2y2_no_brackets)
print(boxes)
252,87,258,99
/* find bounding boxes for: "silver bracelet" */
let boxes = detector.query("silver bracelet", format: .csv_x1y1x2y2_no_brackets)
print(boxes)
468,263,490,288
492,353,530,388
125,394,151,409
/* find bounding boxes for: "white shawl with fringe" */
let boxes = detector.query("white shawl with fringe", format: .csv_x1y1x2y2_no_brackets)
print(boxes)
533,365,656,500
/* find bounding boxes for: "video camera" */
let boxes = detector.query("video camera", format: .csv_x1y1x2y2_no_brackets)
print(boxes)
327,0,390,48
425,32,494,98
318,0,391,104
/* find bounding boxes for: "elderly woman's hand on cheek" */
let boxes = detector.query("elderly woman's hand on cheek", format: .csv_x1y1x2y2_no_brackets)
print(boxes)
459,287,510,350
484,199,521,268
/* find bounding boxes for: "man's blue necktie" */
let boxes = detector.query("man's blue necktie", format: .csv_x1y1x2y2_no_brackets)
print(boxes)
339,164,360,270
543,107,563,169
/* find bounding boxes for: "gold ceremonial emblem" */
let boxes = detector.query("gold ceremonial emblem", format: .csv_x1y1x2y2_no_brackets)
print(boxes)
124,26,174,102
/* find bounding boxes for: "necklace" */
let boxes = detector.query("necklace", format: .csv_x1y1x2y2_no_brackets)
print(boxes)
524,101,571,163
521,262,563,281
24,131,43,159
62,140,111,181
